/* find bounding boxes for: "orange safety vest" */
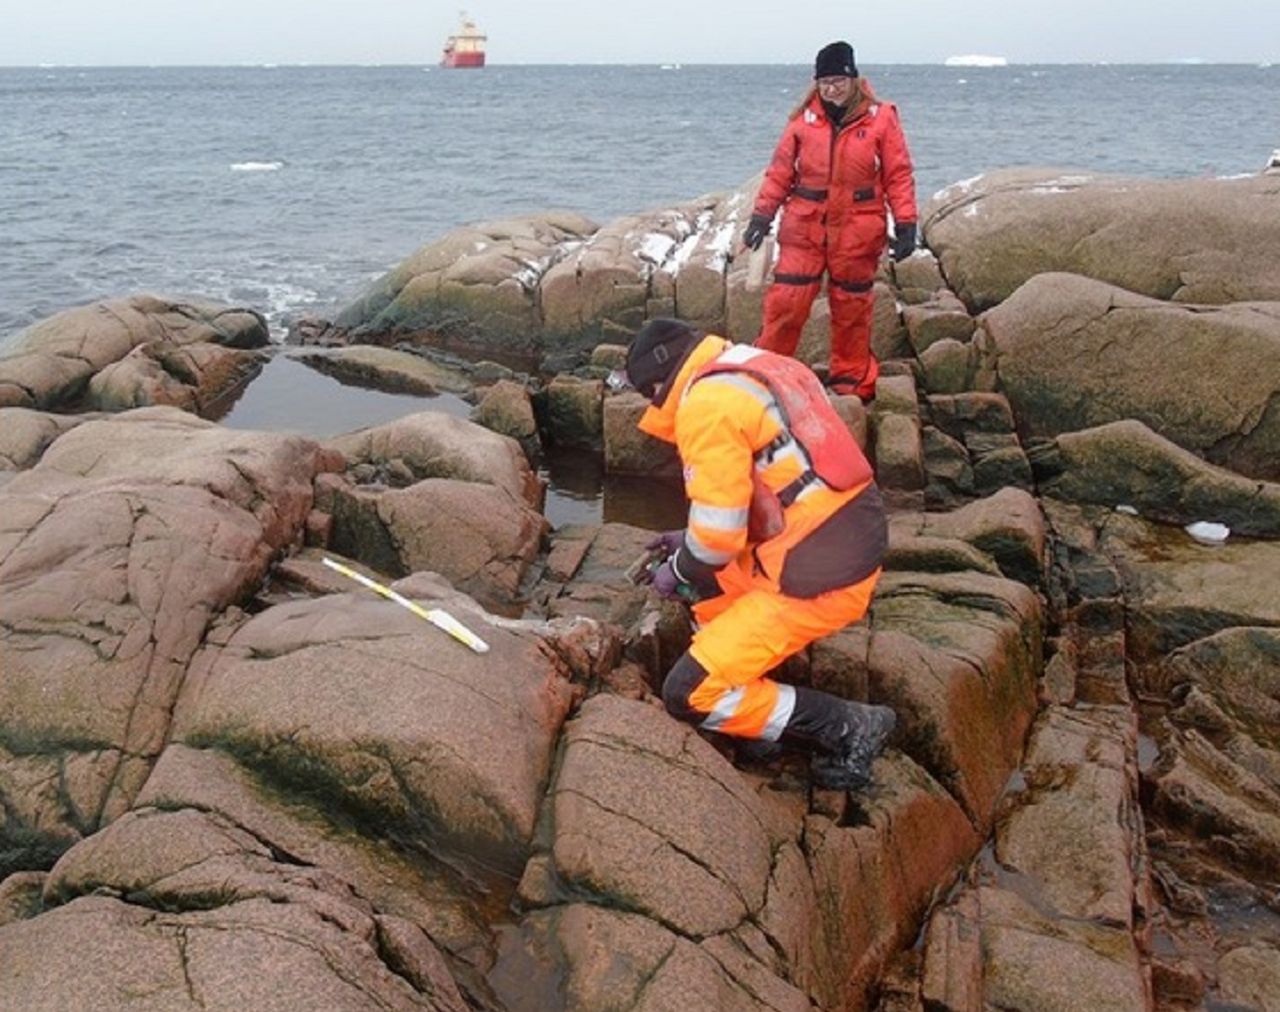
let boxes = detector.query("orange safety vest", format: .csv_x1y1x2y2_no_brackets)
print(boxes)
694,344,872,516
639,335,886,598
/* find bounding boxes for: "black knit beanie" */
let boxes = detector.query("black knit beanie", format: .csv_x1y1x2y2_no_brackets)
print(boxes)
814,41,858,79
625,318,699,400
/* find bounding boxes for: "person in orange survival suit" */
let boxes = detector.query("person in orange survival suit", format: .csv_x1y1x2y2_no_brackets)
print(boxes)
742,40,918,403
612,318,897,790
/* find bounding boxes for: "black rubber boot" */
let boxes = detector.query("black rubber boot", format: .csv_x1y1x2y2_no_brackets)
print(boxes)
809,700,897,791
732,737,786,766
778,688,897,792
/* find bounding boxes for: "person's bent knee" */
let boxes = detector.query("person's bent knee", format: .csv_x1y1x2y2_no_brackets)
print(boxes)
662,653,708,724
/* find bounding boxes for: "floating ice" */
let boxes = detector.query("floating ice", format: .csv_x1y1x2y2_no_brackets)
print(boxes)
1184,521,1230,545
230,161,283,172
944,55,1008,67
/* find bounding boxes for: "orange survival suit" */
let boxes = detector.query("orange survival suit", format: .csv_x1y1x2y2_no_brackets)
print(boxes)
637,330,888,756
752,81,917,401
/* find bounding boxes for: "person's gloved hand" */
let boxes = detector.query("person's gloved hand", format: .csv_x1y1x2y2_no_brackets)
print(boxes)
891,222,917,262
645,529,684,559
742,213,771,251
649,558,685,600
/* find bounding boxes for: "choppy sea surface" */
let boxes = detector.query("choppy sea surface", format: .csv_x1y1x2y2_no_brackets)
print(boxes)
3,63,1279,349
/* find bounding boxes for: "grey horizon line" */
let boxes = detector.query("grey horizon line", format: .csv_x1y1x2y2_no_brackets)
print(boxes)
4,59,1273,68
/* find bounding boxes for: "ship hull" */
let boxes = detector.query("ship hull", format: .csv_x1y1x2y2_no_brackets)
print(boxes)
441,51,485,68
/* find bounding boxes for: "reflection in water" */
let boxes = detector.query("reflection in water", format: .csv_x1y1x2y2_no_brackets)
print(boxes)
539,446,687,533
213,355,472,437
214,357,687,532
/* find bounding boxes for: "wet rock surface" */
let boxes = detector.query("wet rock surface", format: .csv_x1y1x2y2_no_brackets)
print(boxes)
329,212,599,352
1033,418,1280,537
292,345,474,397
978,272,1280,480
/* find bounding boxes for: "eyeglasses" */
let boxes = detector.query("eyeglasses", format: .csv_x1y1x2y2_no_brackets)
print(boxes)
816,77,851,90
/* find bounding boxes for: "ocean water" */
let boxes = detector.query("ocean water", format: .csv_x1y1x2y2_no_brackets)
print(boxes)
2,62,1278,348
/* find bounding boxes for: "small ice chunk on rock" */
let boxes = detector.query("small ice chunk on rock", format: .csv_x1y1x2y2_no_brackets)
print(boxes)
1184,521,1230,545
1115,504,1139,516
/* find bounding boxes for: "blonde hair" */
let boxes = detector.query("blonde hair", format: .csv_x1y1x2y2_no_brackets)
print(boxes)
790,77,872,122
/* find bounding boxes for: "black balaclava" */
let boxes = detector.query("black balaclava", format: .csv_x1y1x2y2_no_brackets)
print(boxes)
625,318,700,401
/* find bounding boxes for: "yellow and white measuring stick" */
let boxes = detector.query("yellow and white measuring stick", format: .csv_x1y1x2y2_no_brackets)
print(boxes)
321,557,490,654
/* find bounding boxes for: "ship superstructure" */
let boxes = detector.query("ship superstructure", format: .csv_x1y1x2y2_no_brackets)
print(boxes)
441,12,486,68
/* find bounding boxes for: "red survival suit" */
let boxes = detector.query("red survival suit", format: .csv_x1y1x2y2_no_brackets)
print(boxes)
752,81,917,401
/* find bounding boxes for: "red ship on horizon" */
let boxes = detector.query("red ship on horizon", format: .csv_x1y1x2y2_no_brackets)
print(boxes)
441,12,486,68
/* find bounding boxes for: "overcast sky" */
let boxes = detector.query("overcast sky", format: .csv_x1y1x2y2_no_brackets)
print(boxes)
6,1,1279,66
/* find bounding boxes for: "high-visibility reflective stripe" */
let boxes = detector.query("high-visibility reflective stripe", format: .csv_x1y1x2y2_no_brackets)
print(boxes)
688,502,750,532
756,404,788,454
686,525,738,565
697,372,808,473
697,681,795,741
792,479,824,503
695,372,773,410
716,344,765,366
699,359,815,495
699,687,745,731
761,432,807,472
761,684,797,742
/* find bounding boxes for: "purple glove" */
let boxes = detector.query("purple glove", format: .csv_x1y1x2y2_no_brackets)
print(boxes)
645,529,685,559
650,558,684,600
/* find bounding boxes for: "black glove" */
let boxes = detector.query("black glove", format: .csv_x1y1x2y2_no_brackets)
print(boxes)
891,222,917,262
742,213,771,251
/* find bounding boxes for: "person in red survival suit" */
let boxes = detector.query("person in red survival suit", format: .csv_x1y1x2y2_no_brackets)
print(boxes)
743,40,919,403
612,318,897,791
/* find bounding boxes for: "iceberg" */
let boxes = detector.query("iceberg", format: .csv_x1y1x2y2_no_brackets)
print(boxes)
944,54,1008,67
